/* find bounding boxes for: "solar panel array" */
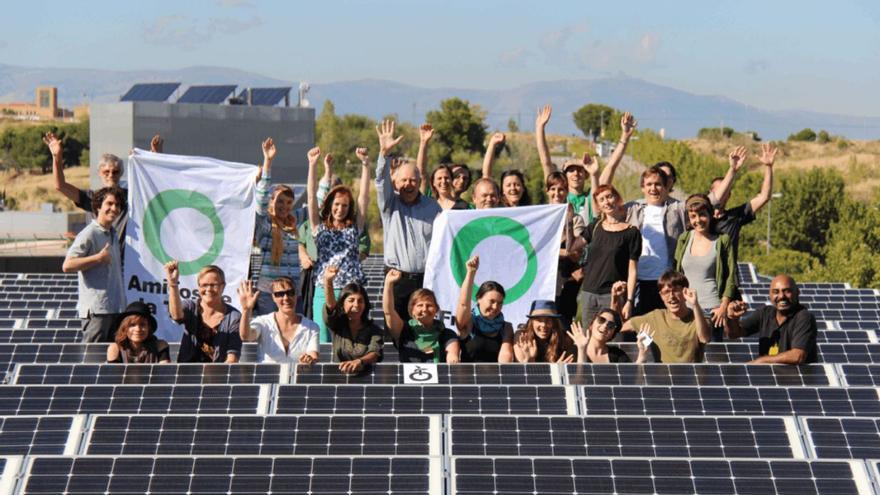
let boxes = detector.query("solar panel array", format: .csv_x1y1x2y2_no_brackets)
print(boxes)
176,84,237,104
1,259,880,494
118,83,180,102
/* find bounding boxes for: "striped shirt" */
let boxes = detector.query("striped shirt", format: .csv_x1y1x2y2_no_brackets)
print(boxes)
254,172,304,292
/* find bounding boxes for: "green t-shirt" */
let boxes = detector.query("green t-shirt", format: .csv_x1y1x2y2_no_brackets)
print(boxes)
629,309,700,363
567,190,593,222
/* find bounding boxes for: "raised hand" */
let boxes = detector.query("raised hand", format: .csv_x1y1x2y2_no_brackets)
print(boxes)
237,280,259,311
566,321,589,349
728,146,749,172
419,124,434,143
355,147,369,163
620,112,638,140
164,260,180,285
376,119,404,155
466,255,479,273
307,147,321,166
636,324,654,352
726,300,748,320
150,134,164,153
514,336,538,363
582,153,599,176
324,153,334,169
682,287,699,307
710,305,728,328
262,137,276,161
611,281,627,299
556,351,574,364
95,243,112,265
488,132,506,148
385,268,402,285
324,265,340,285
535,105,552,130
42,132,62,157
758,143,778,167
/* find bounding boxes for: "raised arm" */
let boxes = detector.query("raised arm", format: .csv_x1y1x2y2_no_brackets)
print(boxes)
306,146,321,231
455,256,480,337
417,124,433,195
354,147,371,229
481,132,506,180
683,288,712,344
323,266,340,311
375,120,404,212
599,112,637,185
150,134,164,153
382,269,405,339
237,280,260,342
724,300,748,339
584,153,600,212
750,143,777,213
712,146,748,206
44,132,83,204
164,261,184,322
255,138,276,213
534,105,555,180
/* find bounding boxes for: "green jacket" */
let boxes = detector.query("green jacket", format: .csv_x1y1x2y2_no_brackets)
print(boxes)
674,231,737,301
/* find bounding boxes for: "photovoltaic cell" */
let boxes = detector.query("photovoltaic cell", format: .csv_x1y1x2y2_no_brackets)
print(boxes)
0,329,81,344
176,85,236,104
85,415,435,456
22,456,437,494
295,363,554,385
0,415,75,456
451,457,872,495
0,385,263,415
237,87,291,106
804,417,880,459
564,363,831,387
581,386,880,416
276,385,570,415
119,83,180,102
449,415,799,459
14,363,281,385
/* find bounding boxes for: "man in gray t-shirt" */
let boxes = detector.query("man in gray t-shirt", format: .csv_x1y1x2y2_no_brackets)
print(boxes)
63,187,128,342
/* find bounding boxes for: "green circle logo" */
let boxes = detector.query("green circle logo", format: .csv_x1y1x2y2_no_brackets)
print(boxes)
450,216,537,303
143,189,224,276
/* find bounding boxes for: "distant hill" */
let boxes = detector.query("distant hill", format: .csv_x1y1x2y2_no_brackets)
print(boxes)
1,63,879,140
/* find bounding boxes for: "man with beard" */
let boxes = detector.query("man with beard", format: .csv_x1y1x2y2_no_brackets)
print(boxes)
375,119,442,321
725,275,818,364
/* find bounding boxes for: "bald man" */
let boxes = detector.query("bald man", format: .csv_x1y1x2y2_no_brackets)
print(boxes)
472,178,500,209
375,120,442,320
725,275,817,364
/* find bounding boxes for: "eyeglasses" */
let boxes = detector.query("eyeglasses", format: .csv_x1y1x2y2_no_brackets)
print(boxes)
596,315,619,331
273,289,296,299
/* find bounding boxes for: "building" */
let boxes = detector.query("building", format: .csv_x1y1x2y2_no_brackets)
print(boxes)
89,83,315,187
0,86,73,120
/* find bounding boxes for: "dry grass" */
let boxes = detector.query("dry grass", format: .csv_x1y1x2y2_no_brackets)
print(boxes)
1,166,90,211
687,139,880,201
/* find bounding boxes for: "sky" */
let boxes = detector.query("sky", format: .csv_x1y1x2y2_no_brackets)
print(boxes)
2,0,879,116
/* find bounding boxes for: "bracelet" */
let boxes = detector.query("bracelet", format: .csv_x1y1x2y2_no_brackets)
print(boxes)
626,298,635,303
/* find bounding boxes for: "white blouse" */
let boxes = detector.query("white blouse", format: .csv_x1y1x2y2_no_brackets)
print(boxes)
250,313,320,364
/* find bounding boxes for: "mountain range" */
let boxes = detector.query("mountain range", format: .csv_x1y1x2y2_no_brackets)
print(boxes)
1,63,878,140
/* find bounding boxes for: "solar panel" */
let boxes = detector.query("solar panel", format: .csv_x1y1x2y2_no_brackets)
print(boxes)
119,82,180,102
0,329,81,343
838,364,880,386
14,364,282,385
581,386,880,416
237,87,291,106
450,457,873,495
295,363,556,385
177,85,237,104
449,415,803,459
275,385,572,415
0,385,267,415
21,456,439,494
802,417,880,459
564,364,834,387
0,343,261,366
0,415,81,456
702,343,880,364
85,414,439,456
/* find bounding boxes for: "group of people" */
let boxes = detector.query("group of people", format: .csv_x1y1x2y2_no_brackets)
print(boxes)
55,103,818,370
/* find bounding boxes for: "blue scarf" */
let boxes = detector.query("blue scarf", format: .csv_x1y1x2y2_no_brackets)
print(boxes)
471,307,505,336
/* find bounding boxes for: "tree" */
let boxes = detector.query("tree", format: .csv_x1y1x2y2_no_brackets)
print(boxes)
770,168,845,260
507,118,519,133
572,103,618,141
806,199,880,288
787,128,817,142
816,129,831,144
425,98,487,164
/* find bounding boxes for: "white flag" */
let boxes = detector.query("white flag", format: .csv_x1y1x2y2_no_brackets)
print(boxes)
424,204,567,330
124,149,257,341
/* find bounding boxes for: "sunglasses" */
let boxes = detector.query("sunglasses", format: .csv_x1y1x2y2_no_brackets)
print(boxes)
596,315,620,331
272,289,296,299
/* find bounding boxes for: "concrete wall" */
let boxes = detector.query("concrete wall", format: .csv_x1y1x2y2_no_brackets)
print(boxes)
90,102,315,188
0,211,87,236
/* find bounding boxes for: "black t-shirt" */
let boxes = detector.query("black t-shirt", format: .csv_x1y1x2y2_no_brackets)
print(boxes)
585,346,632,363
714,202,755,259
740,304,818,363
581,221,642,294
394,321,459,363
450,199,471,210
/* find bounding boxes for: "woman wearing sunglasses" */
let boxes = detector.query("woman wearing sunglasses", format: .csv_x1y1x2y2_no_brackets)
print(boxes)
568,307,650,364
238,277,320,365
